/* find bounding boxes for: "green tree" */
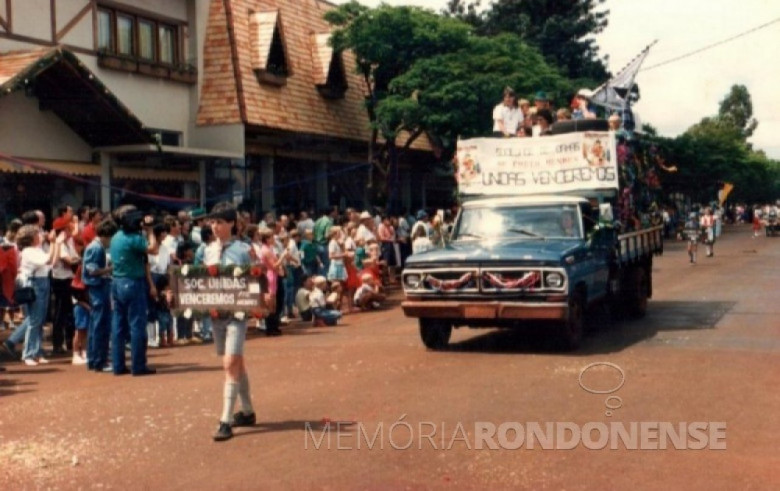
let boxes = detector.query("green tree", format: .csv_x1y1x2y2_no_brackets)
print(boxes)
326,2,472,207
446,0,610,83
664,93,779,204
388,34,568,145
326,2,567,209
717,84,758,139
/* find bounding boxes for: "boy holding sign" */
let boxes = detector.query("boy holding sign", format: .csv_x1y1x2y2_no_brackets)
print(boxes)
206,202,257,442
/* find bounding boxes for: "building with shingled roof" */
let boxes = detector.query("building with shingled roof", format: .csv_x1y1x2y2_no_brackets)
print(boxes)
0,0,439,220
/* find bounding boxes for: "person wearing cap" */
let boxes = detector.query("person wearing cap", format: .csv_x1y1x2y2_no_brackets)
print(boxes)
189,207,207,245
109,205,158,376
205,202,257,442
355,211,377,243
410,210,431,240
572,88,597,120
492,87,524,137
534,91,552,113
50,215,80,355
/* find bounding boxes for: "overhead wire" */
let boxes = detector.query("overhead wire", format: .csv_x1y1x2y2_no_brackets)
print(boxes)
641,16,780,72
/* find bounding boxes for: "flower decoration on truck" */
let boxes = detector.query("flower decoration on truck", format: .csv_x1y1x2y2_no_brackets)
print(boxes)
482,271,540,290
425,272,474,292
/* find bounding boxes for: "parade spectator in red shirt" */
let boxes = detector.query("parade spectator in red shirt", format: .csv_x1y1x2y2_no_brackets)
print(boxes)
81,208,102,245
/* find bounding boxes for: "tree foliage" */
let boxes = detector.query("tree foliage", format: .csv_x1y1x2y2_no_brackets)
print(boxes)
326,2,567,208
387,34,568,146
717,84,758,139
445,0,610,83
662,86,779,203
326,2,471,102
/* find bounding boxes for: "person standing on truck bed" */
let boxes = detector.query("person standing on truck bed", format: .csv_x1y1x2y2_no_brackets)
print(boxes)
536,109,554,137
492,87,524,137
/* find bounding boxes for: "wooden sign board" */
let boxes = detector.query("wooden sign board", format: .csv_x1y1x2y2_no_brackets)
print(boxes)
169,268,268,315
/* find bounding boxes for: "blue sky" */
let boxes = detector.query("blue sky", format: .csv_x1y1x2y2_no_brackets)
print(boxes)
333,0,780,158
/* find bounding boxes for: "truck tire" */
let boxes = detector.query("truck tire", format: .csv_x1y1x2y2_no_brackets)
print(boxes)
560,292,585,350
627,266,649,318
419,319,452,350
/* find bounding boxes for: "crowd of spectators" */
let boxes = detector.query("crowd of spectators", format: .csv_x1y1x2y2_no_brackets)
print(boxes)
0,203,451,371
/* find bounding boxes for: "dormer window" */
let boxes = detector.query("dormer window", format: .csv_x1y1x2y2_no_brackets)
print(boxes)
311,33,348,99
249,10,290,86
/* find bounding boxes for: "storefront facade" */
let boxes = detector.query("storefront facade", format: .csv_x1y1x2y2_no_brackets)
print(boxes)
0,0,438,224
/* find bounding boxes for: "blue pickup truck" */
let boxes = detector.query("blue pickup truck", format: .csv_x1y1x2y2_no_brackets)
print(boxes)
401,131,663,350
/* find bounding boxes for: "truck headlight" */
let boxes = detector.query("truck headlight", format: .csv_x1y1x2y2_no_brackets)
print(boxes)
404,274,422,288
545,272,564,288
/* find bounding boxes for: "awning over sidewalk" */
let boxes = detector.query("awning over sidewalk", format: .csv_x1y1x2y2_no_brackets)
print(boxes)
0,158,99,176
113,167,198,182
0,157,196,181
0,47,156,147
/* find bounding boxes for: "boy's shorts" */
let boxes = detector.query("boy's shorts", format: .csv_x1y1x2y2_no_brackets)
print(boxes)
74,304,89,331
212,319,247,356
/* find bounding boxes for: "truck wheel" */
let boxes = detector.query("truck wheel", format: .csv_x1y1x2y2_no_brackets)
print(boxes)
419,319,452,350
627,267,649,318
560,292,585,350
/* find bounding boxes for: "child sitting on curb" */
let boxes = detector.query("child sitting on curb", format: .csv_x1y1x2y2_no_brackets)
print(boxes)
309,276,342,327
295,275,314,322
354,273,386,310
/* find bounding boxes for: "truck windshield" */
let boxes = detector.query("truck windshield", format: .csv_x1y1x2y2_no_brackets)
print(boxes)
453,205,583,240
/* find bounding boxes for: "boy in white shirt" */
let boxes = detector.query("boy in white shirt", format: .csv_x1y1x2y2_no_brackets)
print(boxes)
309,276,342,327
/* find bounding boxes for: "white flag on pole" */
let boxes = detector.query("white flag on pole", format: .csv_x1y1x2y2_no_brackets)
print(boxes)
590,42,656,111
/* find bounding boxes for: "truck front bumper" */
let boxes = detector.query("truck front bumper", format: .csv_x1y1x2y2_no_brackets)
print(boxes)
401,300,568,321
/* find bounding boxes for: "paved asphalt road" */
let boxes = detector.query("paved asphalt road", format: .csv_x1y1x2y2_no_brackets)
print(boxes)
1,224,778,490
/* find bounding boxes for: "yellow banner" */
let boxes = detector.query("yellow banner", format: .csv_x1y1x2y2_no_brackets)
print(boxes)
718,183,734,206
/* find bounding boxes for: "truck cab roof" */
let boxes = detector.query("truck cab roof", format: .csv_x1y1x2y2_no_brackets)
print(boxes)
462,196,590,209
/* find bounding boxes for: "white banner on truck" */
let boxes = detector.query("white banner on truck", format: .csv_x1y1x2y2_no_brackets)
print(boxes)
455,132,618,196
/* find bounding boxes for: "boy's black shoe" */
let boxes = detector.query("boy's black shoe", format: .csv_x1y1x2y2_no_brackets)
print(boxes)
232,411,256,427
213,422,233,442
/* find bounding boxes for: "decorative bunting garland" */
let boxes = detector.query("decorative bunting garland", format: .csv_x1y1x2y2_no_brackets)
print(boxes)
482,271,539,290
425,272,474,292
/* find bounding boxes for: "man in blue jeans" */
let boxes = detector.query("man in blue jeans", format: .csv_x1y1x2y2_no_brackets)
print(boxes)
110,206,158,376
83,219,117,372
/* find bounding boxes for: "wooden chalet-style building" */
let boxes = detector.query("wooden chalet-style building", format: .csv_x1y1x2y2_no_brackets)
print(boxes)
0,0,444,221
